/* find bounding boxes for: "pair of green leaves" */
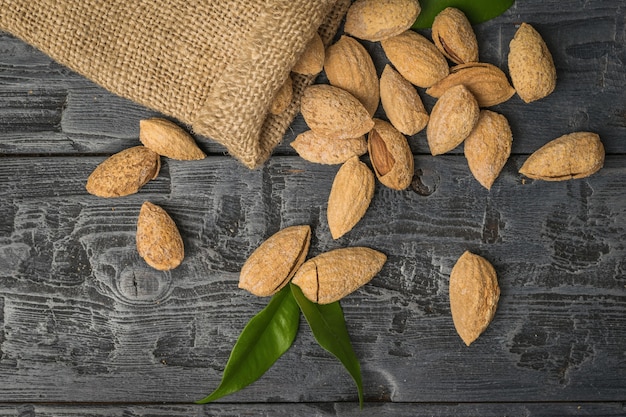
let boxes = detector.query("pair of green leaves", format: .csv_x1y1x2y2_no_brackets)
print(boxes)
412,0,515,29
196,284,363,407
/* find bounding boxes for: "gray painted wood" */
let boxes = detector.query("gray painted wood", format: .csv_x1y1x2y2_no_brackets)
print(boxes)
0,156,624,404
0,0,625,413
1,403,625,417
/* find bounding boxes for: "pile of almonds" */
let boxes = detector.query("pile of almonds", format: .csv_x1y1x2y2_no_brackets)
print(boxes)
82,0,607,347
85,117,207,271
270,0,605,345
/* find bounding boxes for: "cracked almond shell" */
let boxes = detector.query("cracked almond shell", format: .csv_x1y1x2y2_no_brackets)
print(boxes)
140,118,206,160
449,251,500,346
508,23,556,103
291,247,387,304
327,156,375,239
432,7,479,65
300,84,375,140
86,146,161,198
519,132,604,181
239,225,311,297
426,62,515,107
368,119,414,190
136,201,184,271
464,110,513,190
344,0,421,42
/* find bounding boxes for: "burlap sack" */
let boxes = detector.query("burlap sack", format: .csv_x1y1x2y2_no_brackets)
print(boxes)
0,0,351,168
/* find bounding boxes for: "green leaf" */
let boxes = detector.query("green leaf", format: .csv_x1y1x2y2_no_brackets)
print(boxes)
196,285,300,403
290,284,364,408
412,0,515,29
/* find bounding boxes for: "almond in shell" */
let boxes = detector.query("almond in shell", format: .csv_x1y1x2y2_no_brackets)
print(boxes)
368,119,414,190
292,32,325,76
426,62,515,107
300,84,374,140
291,247,387,304
86,146,161,198
270,75,293,115
432,7,479,64
291,130,367,165
519,132,604,181
344,0,421,42
508,23,556,103
379,65,429,136
327,156,375,239
139,118,206,160
427,84,480,156
239,225,311,297
449,251,500,346
381,30,449,88
136,201,184,271
325,35,380,116
464,110,513,190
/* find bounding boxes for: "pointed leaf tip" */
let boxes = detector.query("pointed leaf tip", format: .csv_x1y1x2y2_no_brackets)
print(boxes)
290,284,364,407
196,286,300,403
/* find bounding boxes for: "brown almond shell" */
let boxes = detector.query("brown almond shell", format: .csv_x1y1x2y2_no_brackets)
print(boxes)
449,251,500,346
519,132,604,181
86,146,161,198
291,247,387,304
239,225,312,297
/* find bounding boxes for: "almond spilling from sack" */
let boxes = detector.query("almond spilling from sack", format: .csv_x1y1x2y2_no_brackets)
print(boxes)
464,110,513,190
508,23,557,103
269,75,293,115
325,35,380,116
327,156,375,239
136,201,184,271
140,118,206,160
427,84,480,156
449,251,500,346
344,0,421,42
291,247,387,304
291,32,325,76
86,146,161,198
432,7,479,65
239,225,311,297
381,30,449,88
379,64,429,136
290,130,367,165
300,84,374,139
426,62,515,107
368,119,414,190
519,132,604,181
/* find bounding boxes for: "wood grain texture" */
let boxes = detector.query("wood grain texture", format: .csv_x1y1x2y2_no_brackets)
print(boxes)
0,155,624,404
1,403,625,417
0,0,625,413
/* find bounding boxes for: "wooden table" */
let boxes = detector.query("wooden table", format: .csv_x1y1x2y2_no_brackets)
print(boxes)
1,1,625,415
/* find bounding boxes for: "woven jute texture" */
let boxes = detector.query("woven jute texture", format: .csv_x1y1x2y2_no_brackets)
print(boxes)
0,0,351,168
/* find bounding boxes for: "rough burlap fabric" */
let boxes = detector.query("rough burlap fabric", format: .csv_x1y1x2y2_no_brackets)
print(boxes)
0,0,351,168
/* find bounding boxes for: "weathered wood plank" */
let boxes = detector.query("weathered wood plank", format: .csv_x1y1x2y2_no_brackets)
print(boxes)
0,0,625,410
0,402,625,417
0,155,624,403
